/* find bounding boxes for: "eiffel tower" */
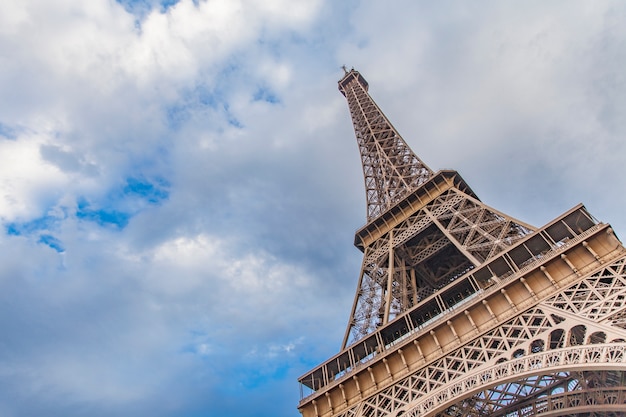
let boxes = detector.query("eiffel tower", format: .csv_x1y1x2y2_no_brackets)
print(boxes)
297,69,626,417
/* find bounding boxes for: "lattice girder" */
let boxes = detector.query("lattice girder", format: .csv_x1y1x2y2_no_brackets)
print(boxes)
343,186,535,347
300,273,626,417
308,249,626,417
402,348,626,417
441,372,626,417
339,70,433,220
351,322,597,417
299,215,626,417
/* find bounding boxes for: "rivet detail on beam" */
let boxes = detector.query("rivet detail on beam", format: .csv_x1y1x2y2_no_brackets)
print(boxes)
520,278,538,301
464,310,479,334
540,266,558,287
447,320,460,343
561,253,580,276
500,288,517,312
430,330,442,351
583,241,601,261
482,299,496,320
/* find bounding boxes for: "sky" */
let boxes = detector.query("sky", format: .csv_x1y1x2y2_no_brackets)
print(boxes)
0,1,625,416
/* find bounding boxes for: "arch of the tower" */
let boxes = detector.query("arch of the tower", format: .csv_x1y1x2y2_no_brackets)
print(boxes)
391,343,626,417
437,371,626,417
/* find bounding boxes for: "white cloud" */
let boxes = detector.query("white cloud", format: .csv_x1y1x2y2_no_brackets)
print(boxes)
0,134,67,220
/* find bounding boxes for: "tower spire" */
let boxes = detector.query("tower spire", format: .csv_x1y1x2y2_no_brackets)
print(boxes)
338,69,433,220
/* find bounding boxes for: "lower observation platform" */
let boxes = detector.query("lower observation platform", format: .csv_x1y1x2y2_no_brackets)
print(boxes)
298,204,625,417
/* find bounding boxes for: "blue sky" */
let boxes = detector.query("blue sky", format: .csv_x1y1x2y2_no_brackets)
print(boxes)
1,1,625,416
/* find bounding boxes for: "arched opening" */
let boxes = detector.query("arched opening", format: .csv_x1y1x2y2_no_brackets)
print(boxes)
549,329,565,349
568,325,586,346
530,339,545,354
589,331,607,344
512,349,525,359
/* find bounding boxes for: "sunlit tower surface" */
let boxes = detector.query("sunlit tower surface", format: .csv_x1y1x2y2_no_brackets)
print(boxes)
297,69,626,417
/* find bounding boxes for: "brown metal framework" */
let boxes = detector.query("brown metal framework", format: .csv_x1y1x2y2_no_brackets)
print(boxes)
338,69,433,221
297,70,626,417
338,70,534,348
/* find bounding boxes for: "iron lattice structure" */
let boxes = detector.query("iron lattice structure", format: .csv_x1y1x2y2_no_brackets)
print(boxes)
297,69,626,417
338,70,433,221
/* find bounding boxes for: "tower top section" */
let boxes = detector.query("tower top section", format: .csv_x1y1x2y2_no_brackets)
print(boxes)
338,69,433,220
338,67,369,96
